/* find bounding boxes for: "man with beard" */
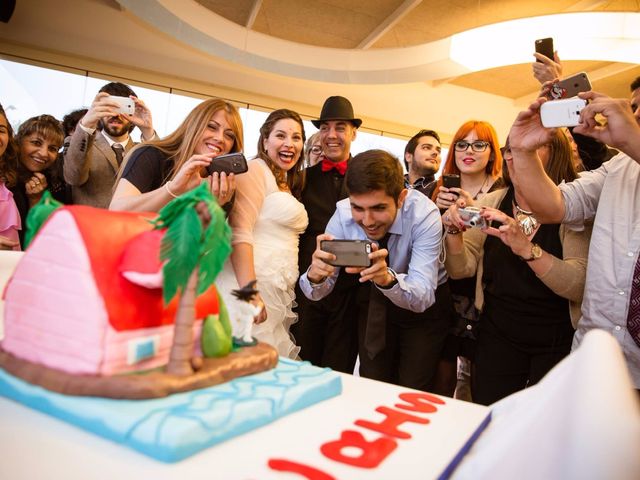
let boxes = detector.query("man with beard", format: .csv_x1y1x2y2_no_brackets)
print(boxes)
403,129,442,197
64,82,155,208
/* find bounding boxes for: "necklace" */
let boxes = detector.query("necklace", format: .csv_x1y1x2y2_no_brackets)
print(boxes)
470,174,489,200
513,202,539,236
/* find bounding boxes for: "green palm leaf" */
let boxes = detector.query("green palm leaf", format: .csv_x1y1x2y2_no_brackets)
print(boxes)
153,183,232,304
160,207,201,304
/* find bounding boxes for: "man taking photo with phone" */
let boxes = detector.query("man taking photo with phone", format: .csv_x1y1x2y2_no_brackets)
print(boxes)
64,81,156,208
299,149,451,391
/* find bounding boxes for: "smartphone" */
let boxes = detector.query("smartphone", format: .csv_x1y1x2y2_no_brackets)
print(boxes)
442,174,461,189
108,95,135,115
320,239,372,267
206,152,249,176
549,72,592,100
540,98,587,128
535,37,554,62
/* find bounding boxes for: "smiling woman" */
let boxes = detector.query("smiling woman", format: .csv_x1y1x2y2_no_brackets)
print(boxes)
109,98,243,214
11,114,68,247
215,109,309,359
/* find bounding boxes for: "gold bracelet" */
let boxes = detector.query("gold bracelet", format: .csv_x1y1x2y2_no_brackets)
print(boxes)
164,181,179,198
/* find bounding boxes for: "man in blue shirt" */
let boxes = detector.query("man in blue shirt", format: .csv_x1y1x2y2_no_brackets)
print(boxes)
299,149,452,390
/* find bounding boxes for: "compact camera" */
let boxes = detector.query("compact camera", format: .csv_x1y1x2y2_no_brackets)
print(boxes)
459,206,487,229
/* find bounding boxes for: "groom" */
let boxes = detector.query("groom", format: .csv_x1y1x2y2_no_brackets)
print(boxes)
293,96,362,373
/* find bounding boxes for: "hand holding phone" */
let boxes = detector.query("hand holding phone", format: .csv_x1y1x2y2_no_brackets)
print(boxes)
205,152,249,176
549,72,591,100
320,239,372,267
540,98,587,128
442,174,461,193
107,95,135,116
535,37,554,62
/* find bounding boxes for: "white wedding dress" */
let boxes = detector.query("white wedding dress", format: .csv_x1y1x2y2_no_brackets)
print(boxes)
216,159,308,359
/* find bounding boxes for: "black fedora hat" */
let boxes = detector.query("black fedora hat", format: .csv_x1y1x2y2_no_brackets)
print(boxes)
312,96,362,128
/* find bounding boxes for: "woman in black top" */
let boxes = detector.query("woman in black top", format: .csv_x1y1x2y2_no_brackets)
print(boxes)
110,98,243,214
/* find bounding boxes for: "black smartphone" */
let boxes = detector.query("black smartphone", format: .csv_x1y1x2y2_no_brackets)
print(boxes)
442,174,461,189
535,37,554,62
206,152,248,176
320,240,372,267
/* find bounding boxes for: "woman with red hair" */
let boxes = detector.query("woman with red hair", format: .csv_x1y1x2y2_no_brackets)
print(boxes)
431,120,504,400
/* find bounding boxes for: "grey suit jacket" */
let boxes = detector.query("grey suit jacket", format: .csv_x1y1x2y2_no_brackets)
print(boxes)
63,128,135,208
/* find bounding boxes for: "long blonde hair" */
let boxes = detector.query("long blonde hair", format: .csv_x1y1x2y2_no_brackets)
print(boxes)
118,98,244,183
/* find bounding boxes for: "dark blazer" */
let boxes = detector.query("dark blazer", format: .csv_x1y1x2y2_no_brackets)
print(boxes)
298,161,349,276
63,127,134,208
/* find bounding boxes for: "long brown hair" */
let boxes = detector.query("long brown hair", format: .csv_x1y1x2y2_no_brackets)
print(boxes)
118,98,244,183
431,120,503,202
256,109,306,199
0,104,18,187
503,128,577,187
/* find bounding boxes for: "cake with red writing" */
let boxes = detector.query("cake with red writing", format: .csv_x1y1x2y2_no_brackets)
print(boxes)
0,200,341,462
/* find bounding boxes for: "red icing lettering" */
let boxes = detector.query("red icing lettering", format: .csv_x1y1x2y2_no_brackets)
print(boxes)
395,392,445,413
320,430,397,469
268,459,335,480
355,406,429,439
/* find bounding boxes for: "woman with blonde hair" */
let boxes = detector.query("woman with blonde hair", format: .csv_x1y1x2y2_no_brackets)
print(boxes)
216,108,308,358
110,98,243,212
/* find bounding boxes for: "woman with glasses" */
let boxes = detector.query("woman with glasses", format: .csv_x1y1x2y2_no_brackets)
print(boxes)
304,132,323,168
430,120,503,399
442,129,590,405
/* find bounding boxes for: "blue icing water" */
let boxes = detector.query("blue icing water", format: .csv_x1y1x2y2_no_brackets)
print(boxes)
0,358,342,462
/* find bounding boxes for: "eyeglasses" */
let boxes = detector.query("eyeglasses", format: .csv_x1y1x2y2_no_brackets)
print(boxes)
454,140,490,152
310,146,322,155
500,146,512,158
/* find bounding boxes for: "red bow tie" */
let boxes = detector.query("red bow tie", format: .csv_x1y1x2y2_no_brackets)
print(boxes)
321,158,348,176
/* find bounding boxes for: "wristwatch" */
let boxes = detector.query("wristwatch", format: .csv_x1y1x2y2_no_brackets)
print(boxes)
524,243,543,262
379,268,398,289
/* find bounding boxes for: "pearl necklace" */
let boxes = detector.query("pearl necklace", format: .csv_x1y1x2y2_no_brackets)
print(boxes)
513,202,539,236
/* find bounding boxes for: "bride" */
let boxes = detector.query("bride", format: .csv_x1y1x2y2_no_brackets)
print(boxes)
216,109,308,358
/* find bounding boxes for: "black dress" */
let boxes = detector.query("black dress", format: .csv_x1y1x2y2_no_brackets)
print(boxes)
472,187,574,405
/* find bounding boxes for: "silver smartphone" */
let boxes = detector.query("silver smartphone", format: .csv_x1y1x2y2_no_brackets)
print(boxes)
320,240,372,267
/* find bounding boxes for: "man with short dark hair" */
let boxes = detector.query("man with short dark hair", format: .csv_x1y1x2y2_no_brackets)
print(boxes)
64,81,155,208
403,129,442,197
299,150,451,390
293,96,361,373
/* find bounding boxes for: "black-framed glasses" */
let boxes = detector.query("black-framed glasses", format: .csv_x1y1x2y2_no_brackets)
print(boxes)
310,146,322,155
454,140,490,152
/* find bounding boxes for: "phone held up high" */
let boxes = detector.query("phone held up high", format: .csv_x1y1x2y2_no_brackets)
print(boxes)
320,240,372,268
108,95,135,115
549,72,592,100
540,97,587,128
205,152,249,176
535,37,554,62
